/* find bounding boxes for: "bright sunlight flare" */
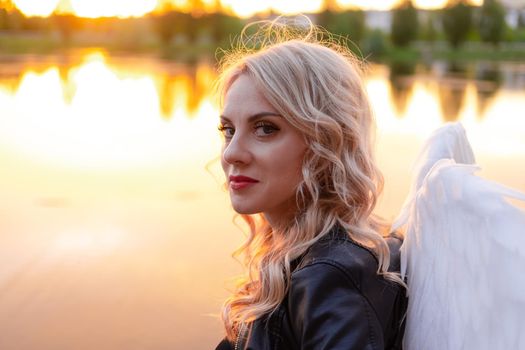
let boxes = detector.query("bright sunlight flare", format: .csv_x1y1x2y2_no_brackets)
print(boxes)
337,0,401,11
412,0,448,9
12,0,59,17
221,0,323,18
13,0,157,17
70,0,157,18
412,0,482,9
12,0,484,18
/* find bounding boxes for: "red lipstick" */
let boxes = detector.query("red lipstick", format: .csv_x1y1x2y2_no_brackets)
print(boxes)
229,175,259,190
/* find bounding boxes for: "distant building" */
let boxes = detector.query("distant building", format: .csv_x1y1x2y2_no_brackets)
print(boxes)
363,1,525,32
501,0,525,8
501,0,525,28
309,1,524,33
365,11,391,32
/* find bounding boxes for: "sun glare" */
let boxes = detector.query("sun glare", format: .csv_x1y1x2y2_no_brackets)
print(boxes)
220,0,267,18
70,0,157,18
412,0,449,9
13,0,156,18
0,51,227,170
2,52,166,168
12,0,484,18
272,0,323,15
337,0,402,11
13,0,59,17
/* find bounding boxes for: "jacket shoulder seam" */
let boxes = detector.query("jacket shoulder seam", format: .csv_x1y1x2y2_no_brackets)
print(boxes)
293,259,361,291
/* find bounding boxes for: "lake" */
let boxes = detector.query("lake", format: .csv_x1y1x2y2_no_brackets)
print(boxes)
0,50,524,349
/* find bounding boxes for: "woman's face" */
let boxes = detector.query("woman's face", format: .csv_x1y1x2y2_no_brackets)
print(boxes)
220,73,307,227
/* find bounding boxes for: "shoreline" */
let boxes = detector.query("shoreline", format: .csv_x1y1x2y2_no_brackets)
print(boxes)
2,32,525,62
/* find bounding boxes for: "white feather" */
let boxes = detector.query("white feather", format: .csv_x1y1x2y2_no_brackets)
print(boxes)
393,122,525,350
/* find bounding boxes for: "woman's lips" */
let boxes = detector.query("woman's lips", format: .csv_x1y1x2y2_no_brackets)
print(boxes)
229,175,259,190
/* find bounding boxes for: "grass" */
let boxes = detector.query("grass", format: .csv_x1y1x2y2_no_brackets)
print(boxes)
0,32,230,63
1,32,525,62
0,33,62,54
431,45,525,61
374,41,525,63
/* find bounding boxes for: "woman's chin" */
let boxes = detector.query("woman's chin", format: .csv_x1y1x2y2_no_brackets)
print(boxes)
233,208,258,215
231,204,259,215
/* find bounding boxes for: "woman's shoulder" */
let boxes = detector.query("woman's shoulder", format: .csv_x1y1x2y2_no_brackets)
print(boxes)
286,227,406,348
291,226,403,289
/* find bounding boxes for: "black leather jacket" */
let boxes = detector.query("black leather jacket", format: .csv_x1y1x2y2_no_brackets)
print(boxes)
216,226,407,350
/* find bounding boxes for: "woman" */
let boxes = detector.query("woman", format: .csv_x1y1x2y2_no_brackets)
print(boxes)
214,19,407,350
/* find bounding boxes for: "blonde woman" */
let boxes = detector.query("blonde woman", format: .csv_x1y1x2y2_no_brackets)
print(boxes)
215,19,407,350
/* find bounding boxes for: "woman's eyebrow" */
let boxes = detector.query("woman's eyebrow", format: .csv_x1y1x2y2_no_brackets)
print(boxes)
220,112,283,123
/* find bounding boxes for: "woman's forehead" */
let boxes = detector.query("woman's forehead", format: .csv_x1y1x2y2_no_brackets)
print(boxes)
222,74,278,118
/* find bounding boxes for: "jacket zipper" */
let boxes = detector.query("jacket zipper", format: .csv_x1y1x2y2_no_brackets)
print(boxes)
234,323,245,350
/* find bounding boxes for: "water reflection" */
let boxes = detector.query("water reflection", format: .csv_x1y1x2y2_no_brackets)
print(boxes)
0,51,222,169
437,61,468,121
153,62,216,118
475,62,502,117
388,60,416,116
2,51,524,132
0,51,524,349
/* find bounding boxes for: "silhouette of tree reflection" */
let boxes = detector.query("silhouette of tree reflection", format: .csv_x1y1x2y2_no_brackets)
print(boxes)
154,60,216,119
0,58,24,93
155,72,178,118
388,60,416,117
0,54,84,101
185,64,204,117
56,55,79,105
475,62,501,118
0,52,218,121
437,61,467,122
1,54,513,127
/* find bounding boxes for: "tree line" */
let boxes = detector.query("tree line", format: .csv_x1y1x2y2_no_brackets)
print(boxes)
320,0,519,50
0,0,522,55
389,0,509,48
0,8,245,48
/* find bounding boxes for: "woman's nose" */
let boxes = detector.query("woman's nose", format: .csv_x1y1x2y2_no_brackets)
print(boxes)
222,134,252,166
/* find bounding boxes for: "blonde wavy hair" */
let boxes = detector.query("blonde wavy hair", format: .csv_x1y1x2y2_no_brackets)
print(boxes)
216,17,402,342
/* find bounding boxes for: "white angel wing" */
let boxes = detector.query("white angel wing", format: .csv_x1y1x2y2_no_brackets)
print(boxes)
392,122,525,350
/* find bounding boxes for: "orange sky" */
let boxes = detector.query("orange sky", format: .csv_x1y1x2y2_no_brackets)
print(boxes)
10,0,483,18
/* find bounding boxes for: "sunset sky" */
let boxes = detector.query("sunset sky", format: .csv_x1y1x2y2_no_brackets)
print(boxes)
10,0,483,18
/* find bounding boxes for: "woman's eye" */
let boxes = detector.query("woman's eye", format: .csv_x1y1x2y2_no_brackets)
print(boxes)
218,124,234,139
254,122,279,137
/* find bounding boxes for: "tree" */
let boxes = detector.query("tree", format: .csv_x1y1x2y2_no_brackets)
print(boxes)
0,0,15,11
151,11,196,46
518,11,525,29
441,1,473,49
318,10,366,46
52,13,79,44
322,0,339,12
391,0,419,47
206,13,243,44
0,7,7,29
421,11,437,43
478,0,505,46
361,29,388,57
151,11,177,45
317,10,336,32
3,7,23,30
